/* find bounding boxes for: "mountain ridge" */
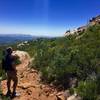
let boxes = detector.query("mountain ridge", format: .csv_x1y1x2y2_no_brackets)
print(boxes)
0,34,34,44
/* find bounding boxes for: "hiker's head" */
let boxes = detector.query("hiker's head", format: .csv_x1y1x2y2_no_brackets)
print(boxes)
6,47,13,55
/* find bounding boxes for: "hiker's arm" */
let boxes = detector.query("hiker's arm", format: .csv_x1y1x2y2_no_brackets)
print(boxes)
12,55,20,69
11,56,17,70
12,62,17,70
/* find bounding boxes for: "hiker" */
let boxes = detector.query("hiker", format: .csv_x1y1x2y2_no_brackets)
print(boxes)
2,47,19,97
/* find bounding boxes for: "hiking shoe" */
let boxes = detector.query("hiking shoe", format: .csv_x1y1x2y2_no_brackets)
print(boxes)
6,90,11,97
12,92,20,98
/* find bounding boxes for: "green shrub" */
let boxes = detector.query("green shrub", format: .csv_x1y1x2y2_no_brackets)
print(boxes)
76,80,98,100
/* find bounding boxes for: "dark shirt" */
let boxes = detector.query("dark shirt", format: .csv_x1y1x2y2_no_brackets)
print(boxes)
4,54,14,71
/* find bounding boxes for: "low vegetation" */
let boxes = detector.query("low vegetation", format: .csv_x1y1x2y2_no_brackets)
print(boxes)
19,24,100,99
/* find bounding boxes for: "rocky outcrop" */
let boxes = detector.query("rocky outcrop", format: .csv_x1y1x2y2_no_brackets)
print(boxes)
65,15,100,36
67,94,82,100
89,15,100,26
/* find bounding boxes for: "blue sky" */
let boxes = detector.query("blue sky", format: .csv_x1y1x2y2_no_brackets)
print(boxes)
0,0,99,36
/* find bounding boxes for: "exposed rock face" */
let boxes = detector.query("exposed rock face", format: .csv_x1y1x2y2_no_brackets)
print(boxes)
67,95,82,100
89,15,100,25
64,15,100,36
77,26,87,33
63,90,71,100
69,78,78,88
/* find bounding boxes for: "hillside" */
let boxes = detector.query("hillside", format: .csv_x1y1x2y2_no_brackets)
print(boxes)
17,24,100,100
65,15,100,36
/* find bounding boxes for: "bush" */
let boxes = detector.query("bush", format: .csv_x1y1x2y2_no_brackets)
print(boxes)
76,80,98,100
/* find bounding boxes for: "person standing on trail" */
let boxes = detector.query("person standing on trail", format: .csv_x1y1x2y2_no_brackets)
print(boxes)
2,47,19,97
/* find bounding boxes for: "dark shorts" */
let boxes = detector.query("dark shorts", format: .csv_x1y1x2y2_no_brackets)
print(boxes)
6,70,18,82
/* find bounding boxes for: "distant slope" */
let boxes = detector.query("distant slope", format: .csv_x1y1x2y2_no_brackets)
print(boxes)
0,34,34,44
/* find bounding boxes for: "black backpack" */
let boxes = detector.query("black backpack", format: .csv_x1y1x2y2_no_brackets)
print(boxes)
2,55,14,71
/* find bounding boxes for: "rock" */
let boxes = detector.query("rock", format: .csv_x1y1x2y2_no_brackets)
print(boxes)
67,95,82,100
69,78,78,88
56,95,63,100
57,92,64,96
49,93,54,97
18,82,35,89
64,90,70,100
20,74,24,78
26,89,32,95
30,69,38,74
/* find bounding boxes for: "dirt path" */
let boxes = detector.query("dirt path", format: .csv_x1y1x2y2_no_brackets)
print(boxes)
1,51,64,100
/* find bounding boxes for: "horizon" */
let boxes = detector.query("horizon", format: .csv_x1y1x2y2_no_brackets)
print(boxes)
0,0,99,37
0,32,62,37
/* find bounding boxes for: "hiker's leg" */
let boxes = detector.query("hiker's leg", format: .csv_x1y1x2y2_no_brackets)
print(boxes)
12,75,18,93
6,71,12,96
7,78,11,92
7,71,11,92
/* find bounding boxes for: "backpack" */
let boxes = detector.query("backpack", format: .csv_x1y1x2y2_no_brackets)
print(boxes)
2,55,14,71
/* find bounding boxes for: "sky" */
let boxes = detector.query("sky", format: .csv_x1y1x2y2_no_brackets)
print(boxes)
0,0,99,37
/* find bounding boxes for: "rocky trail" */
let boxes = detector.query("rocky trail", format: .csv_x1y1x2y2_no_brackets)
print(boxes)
1,51,63,100
1,51,81,100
